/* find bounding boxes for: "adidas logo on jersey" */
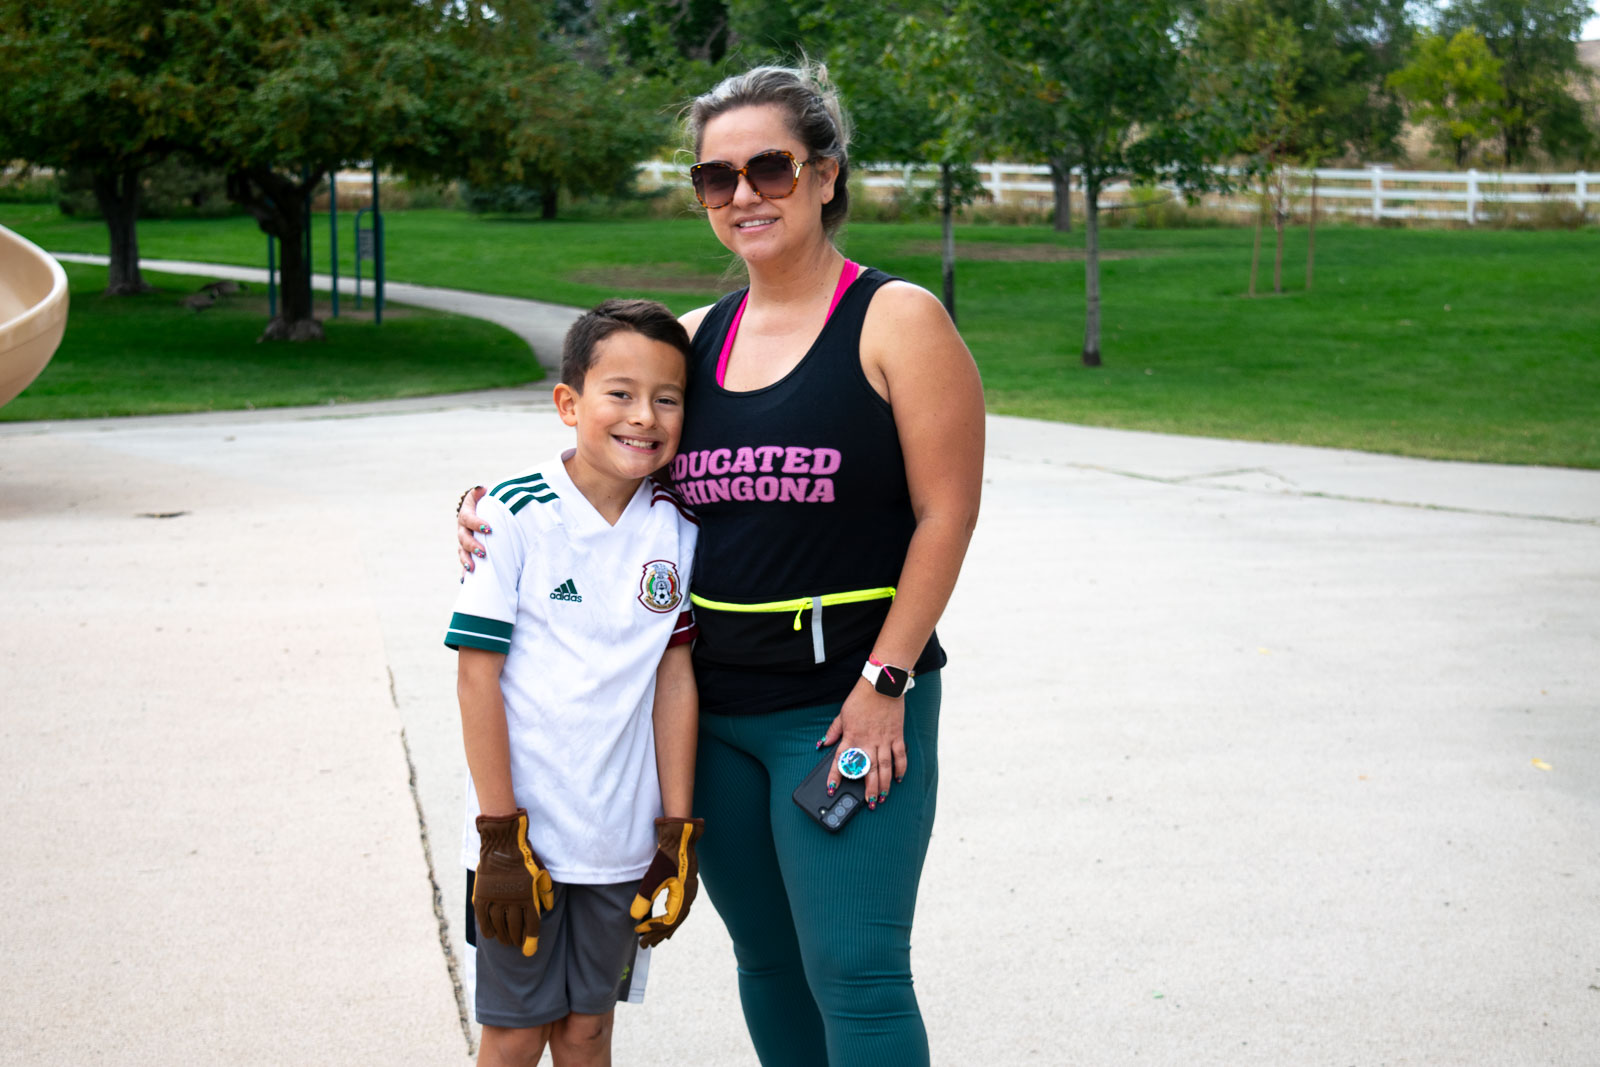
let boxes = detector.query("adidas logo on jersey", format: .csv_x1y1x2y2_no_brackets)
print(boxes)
549,579,583,603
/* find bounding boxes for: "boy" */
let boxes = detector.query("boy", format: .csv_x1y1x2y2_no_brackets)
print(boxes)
445,299,704,1067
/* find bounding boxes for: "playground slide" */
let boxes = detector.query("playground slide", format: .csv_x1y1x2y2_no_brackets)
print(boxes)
0,224,68,409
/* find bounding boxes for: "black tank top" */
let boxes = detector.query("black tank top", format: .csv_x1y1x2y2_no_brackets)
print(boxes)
669,266,945,715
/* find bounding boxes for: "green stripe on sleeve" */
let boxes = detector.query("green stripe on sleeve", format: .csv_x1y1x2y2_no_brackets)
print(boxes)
498,483,547,504
506,489,558,515
444,612,513,653
492,471,553,497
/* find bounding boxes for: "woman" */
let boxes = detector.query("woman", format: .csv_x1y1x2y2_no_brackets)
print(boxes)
459,65,984,1066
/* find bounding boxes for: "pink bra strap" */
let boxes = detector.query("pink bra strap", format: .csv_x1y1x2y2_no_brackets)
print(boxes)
716,260,859,388
713,292,748,389
827,259,860,318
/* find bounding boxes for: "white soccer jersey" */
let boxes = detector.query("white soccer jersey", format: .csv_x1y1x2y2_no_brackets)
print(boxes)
446,452,698,883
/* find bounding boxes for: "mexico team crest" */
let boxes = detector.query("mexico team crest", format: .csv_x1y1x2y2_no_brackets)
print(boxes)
638,560,683,613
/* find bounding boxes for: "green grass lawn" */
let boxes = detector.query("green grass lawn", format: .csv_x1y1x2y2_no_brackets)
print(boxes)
0,261,541,421
4,203,1595,467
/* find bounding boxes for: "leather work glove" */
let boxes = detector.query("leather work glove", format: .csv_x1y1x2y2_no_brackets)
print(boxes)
474,809,556,957
630,817,705,948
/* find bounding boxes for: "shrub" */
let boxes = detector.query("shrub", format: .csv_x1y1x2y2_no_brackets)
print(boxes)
974,199,1052,227
460,182,552,214
57,156,239,219
314,178,458,212
393,180,458,211
0,165,56,203
1479,196,1591,230
1110,183,1229,229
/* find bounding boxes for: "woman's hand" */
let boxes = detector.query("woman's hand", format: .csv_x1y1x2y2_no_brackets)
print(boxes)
819,678,908,809
457,486,489,576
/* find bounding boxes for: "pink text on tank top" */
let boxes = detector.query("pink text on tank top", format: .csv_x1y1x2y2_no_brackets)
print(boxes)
670,445,841,506
714,260,860,388
683,262,859,507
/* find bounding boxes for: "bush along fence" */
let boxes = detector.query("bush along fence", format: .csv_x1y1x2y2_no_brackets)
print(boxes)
635,160,1599,225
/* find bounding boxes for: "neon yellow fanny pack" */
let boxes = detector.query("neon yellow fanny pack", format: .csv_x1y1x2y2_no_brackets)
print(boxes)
688,586,896,664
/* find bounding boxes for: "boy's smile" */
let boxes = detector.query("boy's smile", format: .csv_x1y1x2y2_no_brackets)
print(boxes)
553,329,687,522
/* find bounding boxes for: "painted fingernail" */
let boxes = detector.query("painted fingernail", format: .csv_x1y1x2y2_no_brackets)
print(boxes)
466,561,475,572
815,738,825,749
479,524,491,534
878,792,887,802
895,776,904,784
459,575,465,584
868,799,876,810
827,782,837,795
474,548,486,558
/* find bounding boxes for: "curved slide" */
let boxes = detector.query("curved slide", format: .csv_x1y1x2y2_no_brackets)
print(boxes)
0,223,69,409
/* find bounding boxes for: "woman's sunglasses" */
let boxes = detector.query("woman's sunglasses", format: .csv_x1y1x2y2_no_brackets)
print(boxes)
689,150,811,209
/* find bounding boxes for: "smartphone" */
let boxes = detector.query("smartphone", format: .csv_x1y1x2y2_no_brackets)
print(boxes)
792,748,869,833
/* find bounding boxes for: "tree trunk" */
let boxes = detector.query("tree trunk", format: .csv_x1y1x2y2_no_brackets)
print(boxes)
1272,169,1285,295
1503,96,1529,167
228,167,325,342
93,168,151,295
940,162,956,325
261,210,320,341
1249,173,1264,298
541,185,559,220
1305,172,1317,293
1082,175,1102,367
1049,159,1072,233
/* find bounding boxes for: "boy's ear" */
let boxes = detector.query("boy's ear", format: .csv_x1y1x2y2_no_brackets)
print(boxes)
552,382,579,428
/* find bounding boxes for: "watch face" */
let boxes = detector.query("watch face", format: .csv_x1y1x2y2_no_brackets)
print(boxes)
872,664,906,697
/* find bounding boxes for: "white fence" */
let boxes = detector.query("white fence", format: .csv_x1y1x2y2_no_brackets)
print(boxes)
637,159,1599,225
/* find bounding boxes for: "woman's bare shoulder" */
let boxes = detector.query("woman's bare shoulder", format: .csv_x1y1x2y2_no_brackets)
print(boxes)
873,278,945,312
680,304,715,341
862,279,961,350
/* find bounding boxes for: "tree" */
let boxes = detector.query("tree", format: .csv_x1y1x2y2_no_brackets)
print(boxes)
1197,3,1315,295
1437,0,1595,165
494,58,673,219
172,2,509,340
821,1,990,322
600,0,731,91
1255,20,1305,295
452,0,679,220
157,1,561,341
0,0,188,294
979,0,1241,365
1187,0,1416,161
1387,29,1512,167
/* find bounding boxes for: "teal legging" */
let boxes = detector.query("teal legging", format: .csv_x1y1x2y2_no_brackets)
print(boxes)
694,673,941,1067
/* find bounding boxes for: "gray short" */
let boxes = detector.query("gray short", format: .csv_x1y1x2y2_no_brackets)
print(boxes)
466,872,640,1029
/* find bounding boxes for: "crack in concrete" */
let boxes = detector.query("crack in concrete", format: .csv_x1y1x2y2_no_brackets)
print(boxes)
394,670,476,1057
1169,466,1298,486
999,453,1600,527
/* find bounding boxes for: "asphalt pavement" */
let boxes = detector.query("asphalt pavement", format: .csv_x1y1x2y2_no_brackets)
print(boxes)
2,262,1597,1065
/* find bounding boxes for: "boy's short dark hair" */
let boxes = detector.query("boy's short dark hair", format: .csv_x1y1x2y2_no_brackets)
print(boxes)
561,299,692,391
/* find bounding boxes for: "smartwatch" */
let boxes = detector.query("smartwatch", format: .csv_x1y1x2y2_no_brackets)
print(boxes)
861,656,915,697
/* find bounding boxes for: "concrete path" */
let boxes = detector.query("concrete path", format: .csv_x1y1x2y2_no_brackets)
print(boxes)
3,258,1598,1065
50,253,581,374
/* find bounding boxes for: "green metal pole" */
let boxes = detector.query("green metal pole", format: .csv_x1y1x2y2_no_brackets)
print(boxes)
302,166,313,316
354,208,364,311
329,170,339,318
372,165,383,326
